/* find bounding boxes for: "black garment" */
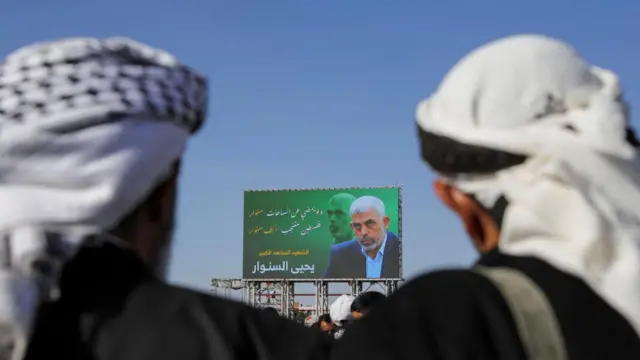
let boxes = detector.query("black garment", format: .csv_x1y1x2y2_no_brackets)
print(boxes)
24,242,332,360
332,316,355,339
331,250,640,359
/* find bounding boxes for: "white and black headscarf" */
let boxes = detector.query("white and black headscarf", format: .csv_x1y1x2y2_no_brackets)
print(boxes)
330,295,355,339
417,34,640,337
0,37,207,359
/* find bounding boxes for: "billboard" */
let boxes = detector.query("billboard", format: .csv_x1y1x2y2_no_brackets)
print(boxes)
243,187,402,279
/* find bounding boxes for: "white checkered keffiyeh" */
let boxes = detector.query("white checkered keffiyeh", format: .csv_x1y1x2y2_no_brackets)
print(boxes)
0,37,208,360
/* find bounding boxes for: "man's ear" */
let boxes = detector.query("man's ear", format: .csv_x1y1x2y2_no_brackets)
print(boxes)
433,178,500,253
382,216,390,229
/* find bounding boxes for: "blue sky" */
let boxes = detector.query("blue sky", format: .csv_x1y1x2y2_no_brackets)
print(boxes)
0,1,638,291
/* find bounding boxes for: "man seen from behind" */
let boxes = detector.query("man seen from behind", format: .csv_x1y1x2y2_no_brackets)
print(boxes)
0,37,331,360
331,34,640,360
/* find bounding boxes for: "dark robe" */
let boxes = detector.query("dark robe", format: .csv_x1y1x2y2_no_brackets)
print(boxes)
330,249,640,359
24,242,332,360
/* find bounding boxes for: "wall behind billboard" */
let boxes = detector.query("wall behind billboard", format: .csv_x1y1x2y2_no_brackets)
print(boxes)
243,187,401,279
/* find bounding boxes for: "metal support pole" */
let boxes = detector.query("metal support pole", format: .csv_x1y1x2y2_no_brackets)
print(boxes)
351,280,363,297
286,281,295,319
278,281,286,315
314,280,322,315
247,281,257,307
321,281,329,315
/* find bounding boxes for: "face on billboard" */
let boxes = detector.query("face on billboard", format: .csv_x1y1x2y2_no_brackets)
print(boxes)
350,209,389,252
326,193,355,243
243,187,401,280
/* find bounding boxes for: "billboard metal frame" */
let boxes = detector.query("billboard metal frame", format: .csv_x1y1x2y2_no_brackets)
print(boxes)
242,185,404,281
211,278,405,319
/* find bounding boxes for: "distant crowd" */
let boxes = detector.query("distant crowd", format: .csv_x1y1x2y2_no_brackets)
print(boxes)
303,291,386,339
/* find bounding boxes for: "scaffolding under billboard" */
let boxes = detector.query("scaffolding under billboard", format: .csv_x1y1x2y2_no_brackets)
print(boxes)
210,277,404,318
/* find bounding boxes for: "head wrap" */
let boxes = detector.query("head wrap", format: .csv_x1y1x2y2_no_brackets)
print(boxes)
417,34,640,337
329,294,355,326
0,37,207,359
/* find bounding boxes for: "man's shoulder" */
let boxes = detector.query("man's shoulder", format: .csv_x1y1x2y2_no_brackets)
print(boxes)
120,281,252,337
332,269,522,359
173,285,333,359
351,268,512,324
110,282,332,359
134,282,295,330
330,239,359,254
397,269,501,302
385,231,400,245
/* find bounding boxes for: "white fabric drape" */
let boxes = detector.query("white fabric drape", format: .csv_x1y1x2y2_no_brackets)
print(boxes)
417,34,640,337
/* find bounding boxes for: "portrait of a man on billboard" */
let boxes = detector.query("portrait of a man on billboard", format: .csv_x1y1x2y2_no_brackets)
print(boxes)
326,193,356,244
323,195,400,278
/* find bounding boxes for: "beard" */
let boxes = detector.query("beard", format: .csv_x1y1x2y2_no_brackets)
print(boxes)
358,236,379,251
153,220,175,280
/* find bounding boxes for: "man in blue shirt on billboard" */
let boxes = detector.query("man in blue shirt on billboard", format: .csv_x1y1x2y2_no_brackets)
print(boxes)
323,196,400,278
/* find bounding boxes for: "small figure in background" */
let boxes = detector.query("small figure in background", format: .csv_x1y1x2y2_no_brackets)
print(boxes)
350,291,386,320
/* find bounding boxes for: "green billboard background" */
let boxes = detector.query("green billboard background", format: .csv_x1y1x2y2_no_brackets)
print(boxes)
243,187,401,279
